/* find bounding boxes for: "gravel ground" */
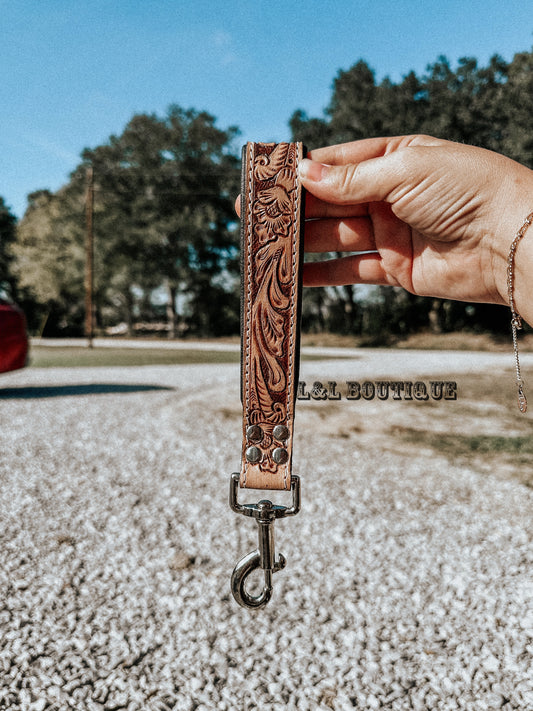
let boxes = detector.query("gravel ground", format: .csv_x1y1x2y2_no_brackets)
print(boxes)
0,355,532,710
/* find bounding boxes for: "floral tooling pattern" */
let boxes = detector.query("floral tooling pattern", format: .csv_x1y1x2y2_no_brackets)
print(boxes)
242,142,302,483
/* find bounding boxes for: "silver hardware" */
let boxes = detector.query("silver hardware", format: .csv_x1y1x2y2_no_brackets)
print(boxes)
245,446,262,463
273,424,289,441
246,425,263,442
272,447,289,464
229,472,300,608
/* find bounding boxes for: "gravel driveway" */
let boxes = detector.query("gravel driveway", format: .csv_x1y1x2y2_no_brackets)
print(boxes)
0,353,532,710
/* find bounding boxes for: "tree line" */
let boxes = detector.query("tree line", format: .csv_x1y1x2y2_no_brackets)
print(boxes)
2,49,533,340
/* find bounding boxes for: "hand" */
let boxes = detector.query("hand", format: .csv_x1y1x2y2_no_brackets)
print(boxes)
299,135,533,323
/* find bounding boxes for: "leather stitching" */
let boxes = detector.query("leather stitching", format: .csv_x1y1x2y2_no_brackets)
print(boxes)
243,143,254,487
285,143,301,488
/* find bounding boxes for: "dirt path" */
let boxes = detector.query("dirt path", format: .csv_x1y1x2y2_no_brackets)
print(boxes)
0,357,531,709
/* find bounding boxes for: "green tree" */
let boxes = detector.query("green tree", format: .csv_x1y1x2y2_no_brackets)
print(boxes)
420,55,508,150
12,189,85,335
11,106,241,337
290,50,533,337
81,107,240,336
0,197,17,299
501,51,533,167
289,109,331,150
319,60,382,144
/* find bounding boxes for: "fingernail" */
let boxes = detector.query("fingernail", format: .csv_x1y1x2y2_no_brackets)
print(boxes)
299,158,329,182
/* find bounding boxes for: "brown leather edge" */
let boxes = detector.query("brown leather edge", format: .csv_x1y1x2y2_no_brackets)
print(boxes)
239,142,304,490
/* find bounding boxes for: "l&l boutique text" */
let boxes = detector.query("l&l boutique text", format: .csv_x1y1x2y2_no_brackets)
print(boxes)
297,381,458,401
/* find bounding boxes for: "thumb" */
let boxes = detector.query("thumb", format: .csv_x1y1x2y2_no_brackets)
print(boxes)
298,153,411,205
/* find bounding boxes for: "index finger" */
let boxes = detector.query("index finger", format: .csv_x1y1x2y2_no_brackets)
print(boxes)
308,134,444,165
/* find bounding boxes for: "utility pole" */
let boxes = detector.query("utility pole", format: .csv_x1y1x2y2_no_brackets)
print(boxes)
85,165,94,347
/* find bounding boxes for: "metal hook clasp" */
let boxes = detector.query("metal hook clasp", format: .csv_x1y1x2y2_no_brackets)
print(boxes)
229,473,300,609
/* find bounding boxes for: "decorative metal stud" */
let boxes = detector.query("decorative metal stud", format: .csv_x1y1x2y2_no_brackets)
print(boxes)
272,447,289,464
245,446,262,464
272,424,289,442
246,425,263,443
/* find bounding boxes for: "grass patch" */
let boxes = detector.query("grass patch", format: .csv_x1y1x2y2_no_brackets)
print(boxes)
393,426,533,487
29,344,334,368
300,331,533,351
398,427,533,458
29,346,241,368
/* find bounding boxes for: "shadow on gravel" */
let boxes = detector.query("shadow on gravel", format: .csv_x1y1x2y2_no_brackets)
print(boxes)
0,384,174,399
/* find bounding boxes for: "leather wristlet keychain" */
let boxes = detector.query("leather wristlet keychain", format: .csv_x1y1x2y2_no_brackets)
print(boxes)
230,142,305,608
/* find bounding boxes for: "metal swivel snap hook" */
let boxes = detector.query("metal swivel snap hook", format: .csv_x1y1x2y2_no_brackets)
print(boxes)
229,473,300,609
230,514,286,609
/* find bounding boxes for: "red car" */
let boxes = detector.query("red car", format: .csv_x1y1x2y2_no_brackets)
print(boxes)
0,301,28,373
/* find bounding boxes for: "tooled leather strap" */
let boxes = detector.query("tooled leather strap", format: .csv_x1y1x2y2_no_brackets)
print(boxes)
239,142,305,491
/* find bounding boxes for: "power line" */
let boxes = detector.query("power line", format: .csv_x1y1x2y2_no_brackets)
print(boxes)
84,166,94,347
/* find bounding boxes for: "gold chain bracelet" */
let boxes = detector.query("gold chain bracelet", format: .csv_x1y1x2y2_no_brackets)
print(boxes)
506,211,533,413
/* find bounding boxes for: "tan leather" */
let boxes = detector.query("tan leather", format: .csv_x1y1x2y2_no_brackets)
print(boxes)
239,142,305,490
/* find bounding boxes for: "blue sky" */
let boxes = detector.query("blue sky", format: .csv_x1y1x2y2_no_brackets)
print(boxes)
2,0,533,218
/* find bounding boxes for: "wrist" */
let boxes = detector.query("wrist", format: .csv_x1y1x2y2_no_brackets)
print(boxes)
488,160,533,325
508,214,533,327
503,209,533,414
